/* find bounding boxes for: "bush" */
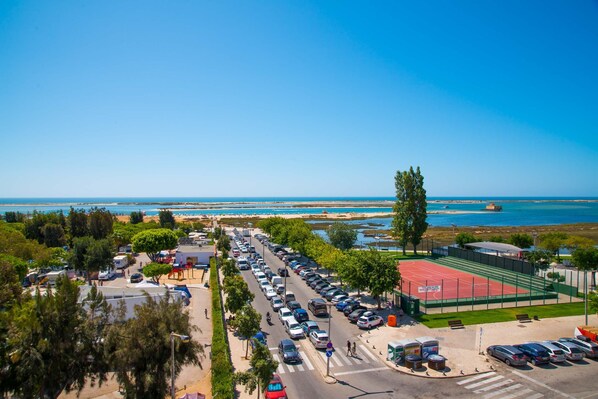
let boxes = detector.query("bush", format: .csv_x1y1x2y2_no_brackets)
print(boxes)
211,258,234,399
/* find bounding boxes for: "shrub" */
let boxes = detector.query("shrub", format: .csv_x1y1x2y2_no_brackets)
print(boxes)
211,258,234,399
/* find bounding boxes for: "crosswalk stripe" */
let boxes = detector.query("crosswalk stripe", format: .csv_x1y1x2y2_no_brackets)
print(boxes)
500,388,535,399
465,375,505,389
482,384,523,399
524,393,544,399
302,354,314,370
331,354,344,366
287,364,296,373
473,379,514,393
361,346,379,363
457,372,496,385
296,363,305,372
340,355,354,366
272,354,285,374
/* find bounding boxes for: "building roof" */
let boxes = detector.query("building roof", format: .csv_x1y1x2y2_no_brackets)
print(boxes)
465,242,523,253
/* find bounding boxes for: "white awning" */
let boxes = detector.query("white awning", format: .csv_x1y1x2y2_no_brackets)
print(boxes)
465,242,523,253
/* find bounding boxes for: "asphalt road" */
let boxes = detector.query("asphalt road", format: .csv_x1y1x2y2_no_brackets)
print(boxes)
236,232,598,399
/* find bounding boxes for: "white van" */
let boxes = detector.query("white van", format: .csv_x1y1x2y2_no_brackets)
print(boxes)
271,276,283,286
44,270,67,286
284,291,296,304
113,255,128,270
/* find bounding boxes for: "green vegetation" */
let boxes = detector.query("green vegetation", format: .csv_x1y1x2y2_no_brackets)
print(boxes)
210,258,235,399
131,228,178,262
327,222,357,251
392,166,428,255
159,209,176,229
234,341,278,399
142,262,173,284
415,302,586,328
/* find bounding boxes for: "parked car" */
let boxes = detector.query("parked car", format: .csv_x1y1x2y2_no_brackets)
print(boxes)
344,303,367,316
264,374,288,399
284,317,305,339
348,308,370,323
314,282,331,292
357,314,384,329
559,338,598,359
301,320,320,335
331,294,350,304
130,273,144,283
265,288,277,300
549,340,585,361
309,329,330,349
275,284,285,295
514,343,550,365
278,339,301,363
336,298,359,311
308,298,329,316
271,297,284,312
534,341,566,363
286,301,302,311
325,289,347,301
278,267,289,277
98,270,115,280
278,307,293,323
293,308,309,323
250,331,267,350
486,345,528,367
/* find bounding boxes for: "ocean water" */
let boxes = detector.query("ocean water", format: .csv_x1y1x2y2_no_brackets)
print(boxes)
0,197,597,227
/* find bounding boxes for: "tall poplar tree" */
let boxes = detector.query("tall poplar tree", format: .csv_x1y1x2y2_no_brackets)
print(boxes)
392,166,428,255
410,166,428,254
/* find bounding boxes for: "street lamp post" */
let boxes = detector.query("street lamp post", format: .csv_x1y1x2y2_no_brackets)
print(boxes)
170,332,190,399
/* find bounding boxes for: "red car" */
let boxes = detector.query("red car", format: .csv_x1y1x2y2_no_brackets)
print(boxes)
264,374,287,399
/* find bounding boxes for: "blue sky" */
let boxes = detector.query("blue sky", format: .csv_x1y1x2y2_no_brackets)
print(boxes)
1,1,597,197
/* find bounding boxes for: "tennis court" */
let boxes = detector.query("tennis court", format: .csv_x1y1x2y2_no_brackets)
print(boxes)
398,260,528,302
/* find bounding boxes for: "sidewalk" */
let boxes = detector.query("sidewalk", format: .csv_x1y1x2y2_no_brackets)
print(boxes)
356,312,594,378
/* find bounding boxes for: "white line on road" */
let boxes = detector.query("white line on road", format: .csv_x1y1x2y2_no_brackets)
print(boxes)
525,394,545,399
334,367,389,377
500,388,535,399
473,379,513,393
512,370,576,398
457,372,496,385
319,351,334,368
302,354,314,371
465,375,505,389
483,384,523,399
272,354,285,374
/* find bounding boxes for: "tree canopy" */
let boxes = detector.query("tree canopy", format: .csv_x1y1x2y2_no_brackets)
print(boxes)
231,304,262,358
131,229,178,262
327,222,357,251
142,262,173,284
392,166,428,254
223,274,255,315
158,209,176,229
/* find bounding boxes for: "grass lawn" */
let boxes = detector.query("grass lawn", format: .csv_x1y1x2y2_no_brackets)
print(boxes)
415,302,586,328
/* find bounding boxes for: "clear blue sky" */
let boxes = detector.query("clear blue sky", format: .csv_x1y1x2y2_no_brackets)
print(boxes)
1,1,597,198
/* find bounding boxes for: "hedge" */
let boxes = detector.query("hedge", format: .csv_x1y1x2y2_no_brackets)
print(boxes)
210,257,235,399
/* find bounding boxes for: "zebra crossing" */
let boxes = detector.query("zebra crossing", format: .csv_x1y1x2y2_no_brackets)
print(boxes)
456,372,544,399
270,344,380,374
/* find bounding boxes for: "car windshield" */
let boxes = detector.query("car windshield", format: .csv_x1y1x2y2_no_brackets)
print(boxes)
267,382,283,392
283,344,296,352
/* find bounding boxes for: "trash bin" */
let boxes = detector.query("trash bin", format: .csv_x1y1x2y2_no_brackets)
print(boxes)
387,341,403,362
388,314,397,327
405,354,422,370
427,354,446,371
415,336,439,359
401,295,420,315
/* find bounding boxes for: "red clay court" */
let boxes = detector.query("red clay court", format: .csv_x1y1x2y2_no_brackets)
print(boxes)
398,260,528,301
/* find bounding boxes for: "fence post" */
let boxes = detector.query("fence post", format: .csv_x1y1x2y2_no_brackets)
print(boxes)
471,277,475,311
529,274,533,306
456,278,460,312
501,276,504,308
441,278,444,314
543,274,546,305
487,276,490,310
425,279,428,305
515,274,519,307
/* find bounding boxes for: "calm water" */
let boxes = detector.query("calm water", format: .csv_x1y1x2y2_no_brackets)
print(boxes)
1,197,597,227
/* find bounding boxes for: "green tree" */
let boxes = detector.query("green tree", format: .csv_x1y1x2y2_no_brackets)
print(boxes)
42,223,67,248
339,251,369,295
392,169,412,255
327,222,357,251
131,229,178,262
231,304,262,359
0,254,29,282
572,247,598,325
409,166,428,254
89,207,114,240
488,235,506,243
213,226,223,240
222,258,240,278
508,233,533,249
525,249,552,274
129,211,144,225
539,232,568,262
0,222,52,267
70,237,114,283
4,211,26,223
142,262,173,284
159,209,176,229
217,234,231,257
104,291,203,399
67,207,89,241
588,290,598,317
223,275,255,315
0,256,24,309
235,341,278,399
455,232,477,248
3,276,104,398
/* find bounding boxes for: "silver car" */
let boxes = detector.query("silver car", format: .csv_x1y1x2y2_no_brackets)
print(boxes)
549,340,585,361
486,345,527,367
559,338,598,359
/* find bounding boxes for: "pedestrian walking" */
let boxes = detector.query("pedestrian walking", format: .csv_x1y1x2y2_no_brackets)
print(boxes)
352,342,357,357
347,340,352,356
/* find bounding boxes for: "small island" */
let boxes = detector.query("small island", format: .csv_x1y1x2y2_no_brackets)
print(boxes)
484,202,503,211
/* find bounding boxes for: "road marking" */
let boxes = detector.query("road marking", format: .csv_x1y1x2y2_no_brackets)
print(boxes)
296,363,305,372
512,370,576,398
473,379,514,393
483,384,523,399
272,354,285,374
525,394,544,399
319,351,334,368
457,372,496,385
362,346,379,363
334,367,389,377
302,354,314,371
341,355,354,366
465,375,505,389
268,347,277,350
331,354,344,367
500,388,535,399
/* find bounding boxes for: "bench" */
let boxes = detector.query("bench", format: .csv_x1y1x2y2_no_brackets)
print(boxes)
448,319,464,329
516,313,532,323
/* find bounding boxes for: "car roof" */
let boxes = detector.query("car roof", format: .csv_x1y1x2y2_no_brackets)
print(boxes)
302,321,318,326
280,338,295,346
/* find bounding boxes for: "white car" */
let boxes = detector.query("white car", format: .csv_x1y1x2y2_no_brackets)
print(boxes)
278,307,293,323
265,288,277,300
259,280,270,291
309,329,329,349
357,314,384,329
284,317,305,339
271,297,284,311
331,294,349,304
98,270,115,280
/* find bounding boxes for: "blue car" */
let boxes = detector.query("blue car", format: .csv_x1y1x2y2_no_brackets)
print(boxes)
251,331,267,350
293,308,309,323
336,298,359,311
514,343,550,365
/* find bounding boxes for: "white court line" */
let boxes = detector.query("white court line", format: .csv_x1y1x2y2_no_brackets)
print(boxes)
512,370,576,398
483,384,523,399
457,372,496,385
500,388,534,399
334,367,389,377
465,375,505,389
473,379,514,393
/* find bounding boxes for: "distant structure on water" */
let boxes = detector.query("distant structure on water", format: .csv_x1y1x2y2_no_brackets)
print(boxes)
484,202,503,212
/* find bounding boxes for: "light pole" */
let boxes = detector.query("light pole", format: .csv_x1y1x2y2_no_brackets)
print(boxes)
326,303,333,377
170,332,190,399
